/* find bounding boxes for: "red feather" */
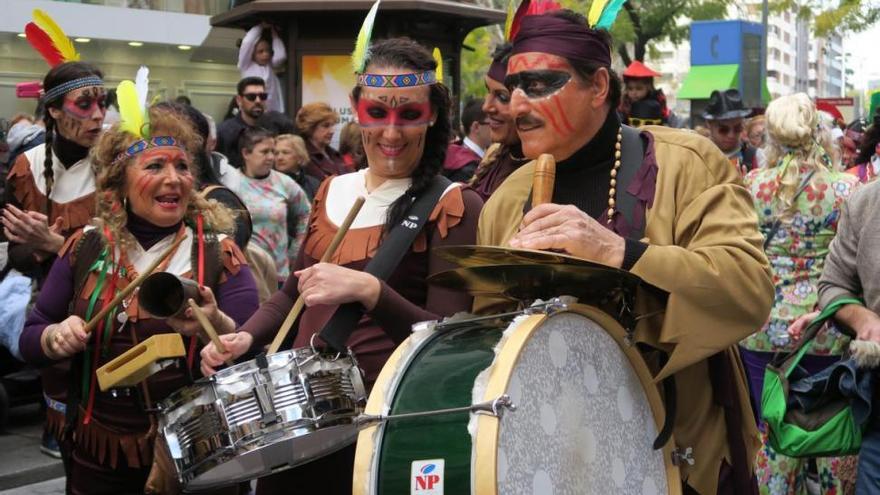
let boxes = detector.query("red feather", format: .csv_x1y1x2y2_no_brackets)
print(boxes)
527,0,561,15
25,23,64,67
508,0,530,42
508,0,562,41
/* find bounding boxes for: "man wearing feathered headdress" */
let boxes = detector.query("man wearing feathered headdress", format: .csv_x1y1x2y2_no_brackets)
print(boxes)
476,6,773,494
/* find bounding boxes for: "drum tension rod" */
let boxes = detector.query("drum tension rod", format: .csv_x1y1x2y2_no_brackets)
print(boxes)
355,395,516,428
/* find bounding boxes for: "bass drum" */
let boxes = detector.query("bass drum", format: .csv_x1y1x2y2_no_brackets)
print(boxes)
353,304,681,495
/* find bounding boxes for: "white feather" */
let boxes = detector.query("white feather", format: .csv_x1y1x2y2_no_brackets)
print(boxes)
135,65,150,111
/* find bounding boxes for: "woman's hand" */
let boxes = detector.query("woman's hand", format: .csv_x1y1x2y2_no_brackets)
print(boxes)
42,316,88,360
200,332,253,376
166,286,235,337
294,263,381,310
2,204,65,254
787,311,820,342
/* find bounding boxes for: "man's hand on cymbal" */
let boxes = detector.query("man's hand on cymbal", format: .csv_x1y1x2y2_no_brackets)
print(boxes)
509,204,625,268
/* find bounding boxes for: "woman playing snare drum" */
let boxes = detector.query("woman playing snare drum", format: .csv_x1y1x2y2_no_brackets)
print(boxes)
200,37,483,494
18,102,259,494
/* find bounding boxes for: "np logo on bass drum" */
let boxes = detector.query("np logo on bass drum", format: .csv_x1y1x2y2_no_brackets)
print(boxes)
411,459,444,494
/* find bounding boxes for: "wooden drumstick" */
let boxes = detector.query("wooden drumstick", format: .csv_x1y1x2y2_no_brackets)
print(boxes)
267,196,366,355
531,153,556,207
187,299,233,367
84,234,185,335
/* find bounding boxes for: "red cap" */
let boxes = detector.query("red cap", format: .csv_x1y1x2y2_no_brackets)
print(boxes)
622,61,661,79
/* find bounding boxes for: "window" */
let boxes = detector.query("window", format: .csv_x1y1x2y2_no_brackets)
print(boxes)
784,53,791,64
784,32,791,44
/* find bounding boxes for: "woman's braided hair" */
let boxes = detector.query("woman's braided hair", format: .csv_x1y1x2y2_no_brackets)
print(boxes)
40,61,104,215
350,37,452,233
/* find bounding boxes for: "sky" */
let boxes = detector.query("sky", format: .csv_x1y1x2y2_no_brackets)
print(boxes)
847,25,880,90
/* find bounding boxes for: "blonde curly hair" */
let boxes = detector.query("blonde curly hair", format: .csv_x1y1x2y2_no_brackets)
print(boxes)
90,105,235,250
765,93,832,210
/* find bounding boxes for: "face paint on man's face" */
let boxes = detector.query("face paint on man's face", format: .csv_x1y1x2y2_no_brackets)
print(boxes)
356,98,434,128
503,70,572,99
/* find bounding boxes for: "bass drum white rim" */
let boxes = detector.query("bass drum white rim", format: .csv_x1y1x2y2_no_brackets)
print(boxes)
472,305,681,495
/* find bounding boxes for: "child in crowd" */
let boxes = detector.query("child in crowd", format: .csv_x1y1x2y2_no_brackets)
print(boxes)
618,61,675,127
238,22,286,113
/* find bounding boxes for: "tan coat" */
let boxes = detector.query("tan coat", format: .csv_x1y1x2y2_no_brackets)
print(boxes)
476,126,773,494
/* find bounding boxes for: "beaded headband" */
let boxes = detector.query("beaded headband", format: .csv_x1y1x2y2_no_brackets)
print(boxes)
357,71,437,88
113,136,186,164
43,75,104,103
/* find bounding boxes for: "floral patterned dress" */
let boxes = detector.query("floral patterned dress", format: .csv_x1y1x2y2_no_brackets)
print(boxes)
742,164,860,495
741,165,859,355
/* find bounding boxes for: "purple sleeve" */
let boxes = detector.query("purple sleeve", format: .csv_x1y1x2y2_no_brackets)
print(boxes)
239,246,305,347
20,251,75,366
216,265,260,327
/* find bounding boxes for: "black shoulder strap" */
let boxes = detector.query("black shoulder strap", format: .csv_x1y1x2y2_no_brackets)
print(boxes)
617,125,647,240
318,175,453,351
763,169,816,250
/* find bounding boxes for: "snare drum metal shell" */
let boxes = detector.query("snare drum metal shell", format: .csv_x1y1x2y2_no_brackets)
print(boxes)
160,348,366,491
353,305,681,495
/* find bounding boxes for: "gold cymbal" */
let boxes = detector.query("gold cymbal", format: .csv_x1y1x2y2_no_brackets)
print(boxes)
434,245,610,270
428,263,641,302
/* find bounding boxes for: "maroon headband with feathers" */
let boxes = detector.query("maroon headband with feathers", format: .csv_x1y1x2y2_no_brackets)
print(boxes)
510,14,612,68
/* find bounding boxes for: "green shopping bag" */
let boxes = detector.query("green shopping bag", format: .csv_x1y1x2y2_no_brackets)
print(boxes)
761,297,865,457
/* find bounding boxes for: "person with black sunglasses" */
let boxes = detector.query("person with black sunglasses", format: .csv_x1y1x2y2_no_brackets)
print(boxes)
703,89,758,177
216,76,268,169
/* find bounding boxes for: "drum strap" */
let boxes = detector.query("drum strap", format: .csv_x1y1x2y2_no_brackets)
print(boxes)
318,175,454,352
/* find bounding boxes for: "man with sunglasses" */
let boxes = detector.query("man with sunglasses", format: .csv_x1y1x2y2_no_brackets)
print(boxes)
703,89,757,177
217,76,268,168
476,10,772,494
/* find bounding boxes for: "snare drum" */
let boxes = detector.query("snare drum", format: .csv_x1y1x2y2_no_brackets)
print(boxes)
159,347,366,491
353,303,681,495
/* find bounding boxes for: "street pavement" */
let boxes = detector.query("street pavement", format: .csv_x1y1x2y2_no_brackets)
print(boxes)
0,404,63,493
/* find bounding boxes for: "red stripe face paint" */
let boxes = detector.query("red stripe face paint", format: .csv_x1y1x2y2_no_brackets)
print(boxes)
55,86,107,147
506,52,608,161
124,147,194,227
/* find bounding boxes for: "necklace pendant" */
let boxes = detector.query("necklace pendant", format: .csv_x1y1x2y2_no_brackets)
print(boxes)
117,311,128,324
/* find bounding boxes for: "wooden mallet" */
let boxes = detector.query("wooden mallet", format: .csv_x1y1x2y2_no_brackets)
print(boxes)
267,196,366,355
531,153,556,207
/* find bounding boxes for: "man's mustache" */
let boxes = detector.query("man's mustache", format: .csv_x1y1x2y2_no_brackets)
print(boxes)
515,115,543,128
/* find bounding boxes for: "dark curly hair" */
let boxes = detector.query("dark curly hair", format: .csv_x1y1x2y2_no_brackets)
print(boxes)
856,117,880,166
41,61,104,215
351,37,452,233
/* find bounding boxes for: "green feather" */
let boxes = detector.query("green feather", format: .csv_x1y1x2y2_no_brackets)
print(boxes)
352,0,381,73
117,80,144,138
504,0,515,40
433,47,443,82
595,0,625,29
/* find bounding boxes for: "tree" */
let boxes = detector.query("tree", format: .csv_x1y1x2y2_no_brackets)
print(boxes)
774,0,880,36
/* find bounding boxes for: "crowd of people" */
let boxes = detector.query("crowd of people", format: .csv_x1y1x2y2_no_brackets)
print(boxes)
1,5,880,495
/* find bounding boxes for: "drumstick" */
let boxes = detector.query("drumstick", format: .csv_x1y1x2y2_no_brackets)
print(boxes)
187,299,233,367
84,234,185,335
267,196,366,355
531,153,556,206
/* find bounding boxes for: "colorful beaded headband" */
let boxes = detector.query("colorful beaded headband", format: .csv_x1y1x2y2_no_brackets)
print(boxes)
357,71,437,88
43,76,104,103
113,136,185,164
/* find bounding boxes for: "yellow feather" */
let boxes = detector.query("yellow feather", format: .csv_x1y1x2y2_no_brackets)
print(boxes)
504,0,515,40
587,0,609,28
433,47,444,83
32,9,79,62
117,81,145,139
352,0,381,73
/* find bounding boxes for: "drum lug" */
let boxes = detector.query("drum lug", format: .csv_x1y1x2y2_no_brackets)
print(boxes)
671,447,695,466
253,354,280,426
